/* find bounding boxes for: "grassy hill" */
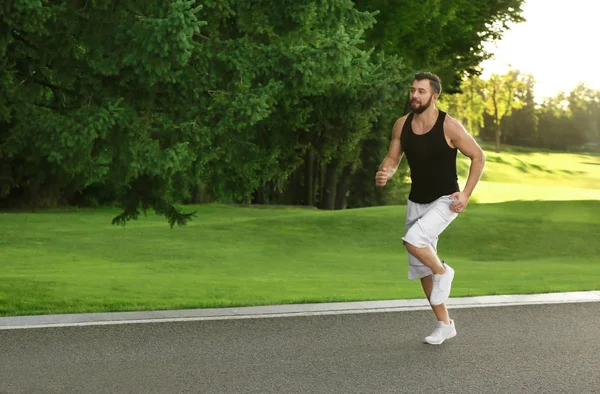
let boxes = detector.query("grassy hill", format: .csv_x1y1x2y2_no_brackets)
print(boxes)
457,144,600,203
1,146,599,317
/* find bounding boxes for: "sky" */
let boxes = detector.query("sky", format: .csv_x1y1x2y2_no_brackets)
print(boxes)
479,0,600,101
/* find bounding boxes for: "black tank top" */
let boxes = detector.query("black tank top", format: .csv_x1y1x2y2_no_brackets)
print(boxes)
400,110,459,204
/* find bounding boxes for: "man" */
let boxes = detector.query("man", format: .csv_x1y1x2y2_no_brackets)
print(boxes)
375,72,485,345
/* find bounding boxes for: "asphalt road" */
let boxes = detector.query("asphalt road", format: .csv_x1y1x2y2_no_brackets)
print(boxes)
1,302,599,394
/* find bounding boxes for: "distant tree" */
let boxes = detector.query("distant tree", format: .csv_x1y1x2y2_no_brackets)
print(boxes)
567,83,600,148
484,70,526,152
479,112,497,143
533,85,600,151
502,73,538,147
537,93,570,150
438,75,486,136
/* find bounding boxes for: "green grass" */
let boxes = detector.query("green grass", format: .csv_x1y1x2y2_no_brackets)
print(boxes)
456,146,600,203
1,199,599,317
1,146,599,317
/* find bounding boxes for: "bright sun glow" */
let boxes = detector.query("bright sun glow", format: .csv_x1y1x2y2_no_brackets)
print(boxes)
480,0,600,101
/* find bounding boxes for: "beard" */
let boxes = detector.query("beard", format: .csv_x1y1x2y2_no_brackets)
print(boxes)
410,95,433,114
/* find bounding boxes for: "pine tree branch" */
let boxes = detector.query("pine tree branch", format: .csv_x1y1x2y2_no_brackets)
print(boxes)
33,79,77,96
111,198,197,228
12,31,38,51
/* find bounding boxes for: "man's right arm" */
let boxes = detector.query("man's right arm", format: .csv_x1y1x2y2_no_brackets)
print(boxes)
376,116,406,185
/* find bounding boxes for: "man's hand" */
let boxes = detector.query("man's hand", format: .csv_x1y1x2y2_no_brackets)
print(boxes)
375,168,389,187
449,191,468,213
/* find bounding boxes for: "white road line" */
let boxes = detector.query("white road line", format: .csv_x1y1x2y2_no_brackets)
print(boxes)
1,295,599,330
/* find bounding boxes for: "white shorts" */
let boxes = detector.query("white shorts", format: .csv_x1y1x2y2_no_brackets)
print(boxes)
402,194,458,280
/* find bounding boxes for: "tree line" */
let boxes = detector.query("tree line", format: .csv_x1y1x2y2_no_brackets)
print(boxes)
439,70,600,153
0,0,525,225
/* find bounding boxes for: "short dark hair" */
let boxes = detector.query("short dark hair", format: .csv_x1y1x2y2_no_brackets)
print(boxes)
414,72,442,95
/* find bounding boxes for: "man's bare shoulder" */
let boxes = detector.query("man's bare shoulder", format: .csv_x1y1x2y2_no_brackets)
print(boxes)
443,113,467,136
392,114,410,137
395,114,410,125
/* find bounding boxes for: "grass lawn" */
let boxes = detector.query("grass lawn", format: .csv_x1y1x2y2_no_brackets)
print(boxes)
456,144,600,203
1,146,599,317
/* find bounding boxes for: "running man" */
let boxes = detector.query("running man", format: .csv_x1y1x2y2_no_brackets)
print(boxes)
375,72,485,345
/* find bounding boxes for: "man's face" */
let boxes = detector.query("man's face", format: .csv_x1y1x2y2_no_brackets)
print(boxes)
410,79,437,114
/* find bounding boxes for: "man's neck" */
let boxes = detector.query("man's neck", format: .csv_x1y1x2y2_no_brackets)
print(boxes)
413,106,439,125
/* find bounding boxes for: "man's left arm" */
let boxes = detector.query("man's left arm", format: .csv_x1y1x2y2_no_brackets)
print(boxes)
446,118,486,212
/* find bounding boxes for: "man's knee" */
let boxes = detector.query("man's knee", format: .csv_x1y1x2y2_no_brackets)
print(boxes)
404,222,431,249
403,239,421,252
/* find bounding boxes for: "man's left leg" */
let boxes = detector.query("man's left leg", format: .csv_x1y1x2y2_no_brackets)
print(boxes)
408,232,450,324
404,196,457,344
420,275,456,345
420,275,450,324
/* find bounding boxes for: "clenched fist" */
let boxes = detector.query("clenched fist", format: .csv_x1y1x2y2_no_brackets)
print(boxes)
375,168,389,187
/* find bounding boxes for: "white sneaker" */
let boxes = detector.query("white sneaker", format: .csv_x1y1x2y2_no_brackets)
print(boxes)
424,320,457,345
430,261,454,306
